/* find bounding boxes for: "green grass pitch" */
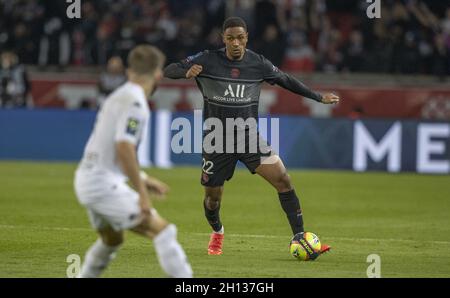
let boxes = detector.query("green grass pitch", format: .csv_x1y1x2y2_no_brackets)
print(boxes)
1,161,449,278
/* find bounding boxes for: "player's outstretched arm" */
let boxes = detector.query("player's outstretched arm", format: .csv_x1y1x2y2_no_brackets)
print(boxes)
272,72,339,104
262,56,339,104
163,63,203,79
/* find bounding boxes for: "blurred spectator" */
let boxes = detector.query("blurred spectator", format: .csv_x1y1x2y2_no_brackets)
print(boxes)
282,31,315,72
417,28,434,74
92,13,118,65
254,0,278,38
97,56,126,106
341,30,365,72
204,0,227,32
432,33,449,81
400,31,420,74
254,24,286,67
364,19,392,73
205,27,224,50
114,21,137,64
38,16,71,68
316,17,343,73
175,10,205,59
74,1,99,65
0,51,31,108
0,0,45,64
37,0,73,69
443,8,450,37
72,29,88,66
157,10,178,42
226,0,255,32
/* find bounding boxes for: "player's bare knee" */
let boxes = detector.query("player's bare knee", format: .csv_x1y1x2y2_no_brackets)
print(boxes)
205,194,221,209
261,154,280,165
100,231,123,246
204,187,222,209
140,214,152,229
149,214,169,236
277,172,292,193
133,212,169,240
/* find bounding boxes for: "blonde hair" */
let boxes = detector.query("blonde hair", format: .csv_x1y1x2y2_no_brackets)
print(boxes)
127,45,165,76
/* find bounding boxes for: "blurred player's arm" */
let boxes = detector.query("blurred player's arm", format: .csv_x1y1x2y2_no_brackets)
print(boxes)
115,104,162,214
116,141,152,214
139,170,169,200
262,57,339,104
116,142,168,204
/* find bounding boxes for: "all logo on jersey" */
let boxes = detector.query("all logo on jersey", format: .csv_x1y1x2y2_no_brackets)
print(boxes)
224,84,245,98
126,118,140,136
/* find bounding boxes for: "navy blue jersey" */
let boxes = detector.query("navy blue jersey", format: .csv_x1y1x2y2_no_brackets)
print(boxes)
164,48,322,129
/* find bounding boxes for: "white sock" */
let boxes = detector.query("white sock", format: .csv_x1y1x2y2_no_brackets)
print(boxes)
153,224,193,278
214,226,224,234
78,238,120,278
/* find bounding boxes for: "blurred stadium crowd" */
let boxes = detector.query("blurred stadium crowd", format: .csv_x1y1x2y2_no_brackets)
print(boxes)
0,0,449,108
1,0,449,74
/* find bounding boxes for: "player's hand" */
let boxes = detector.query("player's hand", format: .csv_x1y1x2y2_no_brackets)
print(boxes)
144,176,170,201
139,191,152,216
320,93,340,104
186,64,203,79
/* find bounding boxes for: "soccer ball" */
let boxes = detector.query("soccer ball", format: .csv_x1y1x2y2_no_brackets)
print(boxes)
289,232,321,261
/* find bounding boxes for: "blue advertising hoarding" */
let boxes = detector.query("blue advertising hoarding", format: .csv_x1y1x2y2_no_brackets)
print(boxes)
0,109,449,174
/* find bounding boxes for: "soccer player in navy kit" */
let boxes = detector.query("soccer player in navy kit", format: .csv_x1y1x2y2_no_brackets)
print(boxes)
164,17,339,256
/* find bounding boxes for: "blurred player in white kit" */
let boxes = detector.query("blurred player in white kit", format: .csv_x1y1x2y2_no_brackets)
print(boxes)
74,45,193,278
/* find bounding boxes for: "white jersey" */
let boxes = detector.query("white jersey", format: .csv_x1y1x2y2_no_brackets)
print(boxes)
77,82,149,182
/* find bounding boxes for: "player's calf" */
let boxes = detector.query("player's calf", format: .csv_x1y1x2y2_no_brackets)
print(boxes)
100,228,124,246
204,186,224,233
279,189,304,235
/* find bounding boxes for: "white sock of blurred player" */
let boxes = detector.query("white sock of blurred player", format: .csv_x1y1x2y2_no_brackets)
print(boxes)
153,224,193,278
78,239,120,278
78,225,192,278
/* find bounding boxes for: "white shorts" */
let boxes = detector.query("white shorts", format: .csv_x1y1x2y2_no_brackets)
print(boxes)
74,170,142,231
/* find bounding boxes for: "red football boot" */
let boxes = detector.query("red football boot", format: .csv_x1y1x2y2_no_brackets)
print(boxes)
208,233,224,255
320,243,331,254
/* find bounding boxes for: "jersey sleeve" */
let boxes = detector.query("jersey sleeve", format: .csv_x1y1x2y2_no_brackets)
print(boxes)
261,55,284,84
261,55,322,102
181,50,208,67
114,102,148,145
164,50,208,79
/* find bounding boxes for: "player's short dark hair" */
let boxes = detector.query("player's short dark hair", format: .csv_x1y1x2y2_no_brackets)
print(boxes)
127,45,165,75
222,17,247,33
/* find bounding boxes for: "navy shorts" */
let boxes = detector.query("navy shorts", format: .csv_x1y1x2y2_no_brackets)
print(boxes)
200,131,273,187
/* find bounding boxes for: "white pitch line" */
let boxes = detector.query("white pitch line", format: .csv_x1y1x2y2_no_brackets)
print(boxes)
1,225,450,245
192,232,450,245
0,224,91,232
